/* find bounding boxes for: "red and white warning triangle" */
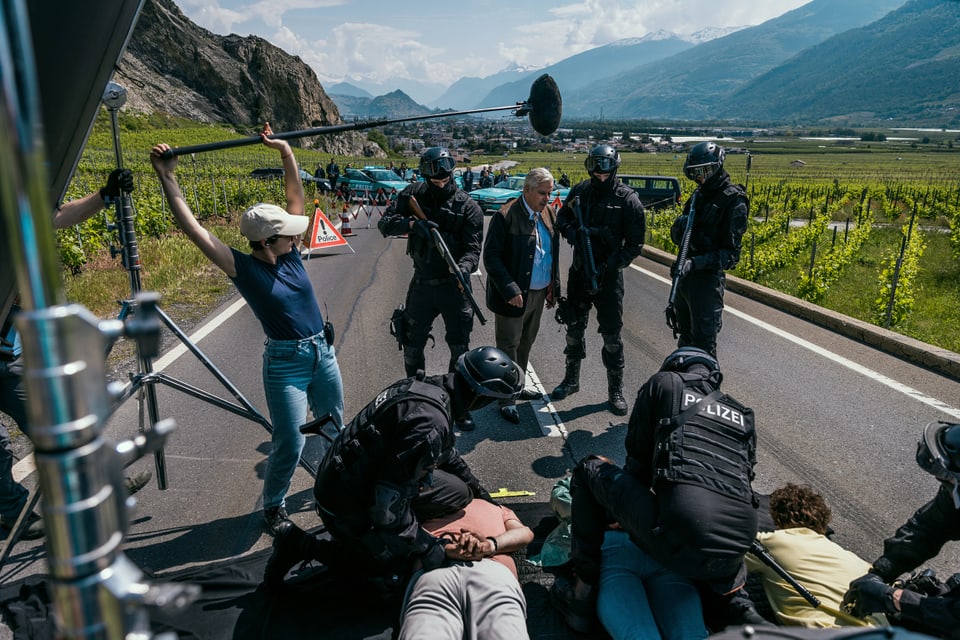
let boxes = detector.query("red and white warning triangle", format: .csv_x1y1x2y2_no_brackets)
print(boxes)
303,202,354,256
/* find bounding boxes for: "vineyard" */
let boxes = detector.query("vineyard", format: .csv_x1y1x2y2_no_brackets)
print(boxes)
59,114,960,353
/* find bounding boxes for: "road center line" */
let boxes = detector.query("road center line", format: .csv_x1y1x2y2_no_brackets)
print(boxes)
523,364,566,437
631,264,960,420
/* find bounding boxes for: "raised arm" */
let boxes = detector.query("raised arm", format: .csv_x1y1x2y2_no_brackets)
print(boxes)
150,143,236,277
259,122,304,217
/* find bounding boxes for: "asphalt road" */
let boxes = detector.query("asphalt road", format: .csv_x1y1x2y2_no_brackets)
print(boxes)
3,204,960,636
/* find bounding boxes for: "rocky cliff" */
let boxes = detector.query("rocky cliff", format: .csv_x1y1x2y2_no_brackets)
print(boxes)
119,0,382,156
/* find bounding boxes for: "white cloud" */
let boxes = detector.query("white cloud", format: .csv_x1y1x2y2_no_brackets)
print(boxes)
177,0,813,86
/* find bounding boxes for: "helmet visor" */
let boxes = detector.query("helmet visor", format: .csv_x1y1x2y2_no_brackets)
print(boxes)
685,162,720,181
420,155,456,178
585,155,618,174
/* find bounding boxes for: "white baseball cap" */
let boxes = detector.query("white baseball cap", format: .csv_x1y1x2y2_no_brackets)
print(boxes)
239,203,309,241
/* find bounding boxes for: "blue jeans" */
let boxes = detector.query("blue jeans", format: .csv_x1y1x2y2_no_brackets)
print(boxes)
262,333,344,510
597,530,708,640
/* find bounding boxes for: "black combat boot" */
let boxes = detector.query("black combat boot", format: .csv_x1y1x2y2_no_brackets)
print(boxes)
264,522,334,586
607,369,627,416
551,360,581,400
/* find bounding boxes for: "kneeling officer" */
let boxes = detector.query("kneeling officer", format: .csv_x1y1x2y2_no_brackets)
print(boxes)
265,346,523,585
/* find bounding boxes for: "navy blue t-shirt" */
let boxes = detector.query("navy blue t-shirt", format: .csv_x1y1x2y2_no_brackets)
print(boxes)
230,248,324,340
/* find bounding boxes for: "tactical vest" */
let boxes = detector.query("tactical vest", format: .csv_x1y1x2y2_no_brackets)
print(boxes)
320,376,453,487
652,380,757,505
405,181,472,271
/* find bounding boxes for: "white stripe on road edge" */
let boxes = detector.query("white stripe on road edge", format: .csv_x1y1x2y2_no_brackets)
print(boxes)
524,364,566,437
153,297,249,371
12,297,252,480
631,264,960,421
13,454,34,483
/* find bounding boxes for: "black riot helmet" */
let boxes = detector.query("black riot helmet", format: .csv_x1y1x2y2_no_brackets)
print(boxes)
684,141,725,182
660,346,722,384
917,420,960,508
584,144,621,177
456,346,523,411
419,147,456,180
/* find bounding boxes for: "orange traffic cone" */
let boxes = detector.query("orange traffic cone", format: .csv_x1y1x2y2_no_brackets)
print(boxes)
340,203,354,236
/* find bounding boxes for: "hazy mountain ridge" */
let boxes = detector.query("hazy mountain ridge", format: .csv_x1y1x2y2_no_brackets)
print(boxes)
719,0,960,124
121,0,957,134
331,89,433,119
561,0,908,120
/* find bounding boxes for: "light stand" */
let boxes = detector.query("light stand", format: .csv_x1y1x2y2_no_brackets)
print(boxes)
1,2,198,634
100,82,318,489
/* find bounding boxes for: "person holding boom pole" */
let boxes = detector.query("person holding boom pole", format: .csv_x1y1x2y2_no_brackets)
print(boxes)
150,123,344,536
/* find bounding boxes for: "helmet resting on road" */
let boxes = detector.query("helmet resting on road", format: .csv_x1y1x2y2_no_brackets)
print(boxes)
456,347,523,410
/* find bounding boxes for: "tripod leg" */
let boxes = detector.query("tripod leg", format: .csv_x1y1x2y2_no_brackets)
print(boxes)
137,351,168,490
0,484,41,568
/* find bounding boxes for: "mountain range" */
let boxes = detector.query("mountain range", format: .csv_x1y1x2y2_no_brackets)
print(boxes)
331,0,960,127
118,0,960,134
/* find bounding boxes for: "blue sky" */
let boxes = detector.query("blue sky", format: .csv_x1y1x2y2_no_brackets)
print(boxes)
177,0,810,92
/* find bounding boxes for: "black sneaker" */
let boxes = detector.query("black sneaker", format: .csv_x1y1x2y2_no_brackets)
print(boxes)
456,416,475,431
549,576,596,633
263,506,291,536
1,510,44,541
124,469,152,496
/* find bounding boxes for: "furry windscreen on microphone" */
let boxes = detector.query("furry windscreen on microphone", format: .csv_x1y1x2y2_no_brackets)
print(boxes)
523,74,562,136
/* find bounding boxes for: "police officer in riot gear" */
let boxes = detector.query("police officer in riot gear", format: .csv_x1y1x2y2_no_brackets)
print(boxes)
842,421,960,637
670,142,748,358
552,144,645,416
379,147,484,430
552,346,760,632
264,346,523,586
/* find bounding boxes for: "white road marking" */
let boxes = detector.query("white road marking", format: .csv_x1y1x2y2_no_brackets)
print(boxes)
153,297,249,371
13,297,252,479
631,264,960,420
524,365,566,437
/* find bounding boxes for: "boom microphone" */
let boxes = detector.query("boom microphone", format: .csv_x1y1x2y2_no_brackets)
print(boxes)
160,74,563,158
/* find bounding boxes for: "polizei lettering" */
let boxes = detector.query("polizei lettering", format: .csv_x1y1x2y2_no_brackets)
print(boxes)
682,392,744,427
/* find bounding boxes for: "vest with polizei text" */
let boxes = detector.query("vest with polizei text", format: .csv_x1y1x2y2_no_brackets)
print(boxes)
652,383,757,504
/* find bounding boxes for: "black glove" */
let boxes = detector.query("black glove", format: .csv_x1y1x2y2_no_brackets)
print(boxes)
562,224,579,245
469,482,499,506
843,572,896,618
460,270,473,294
100,168,134,200
412,218,439,240
671,258,693,278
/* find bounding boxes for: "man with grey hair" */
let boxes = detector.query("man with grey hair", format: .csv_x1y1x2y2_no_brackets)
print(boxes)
482,168,561,424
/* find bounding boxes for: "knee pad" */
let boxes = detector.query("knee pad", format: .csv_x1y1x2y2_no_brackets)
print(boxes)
601,334,624,370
